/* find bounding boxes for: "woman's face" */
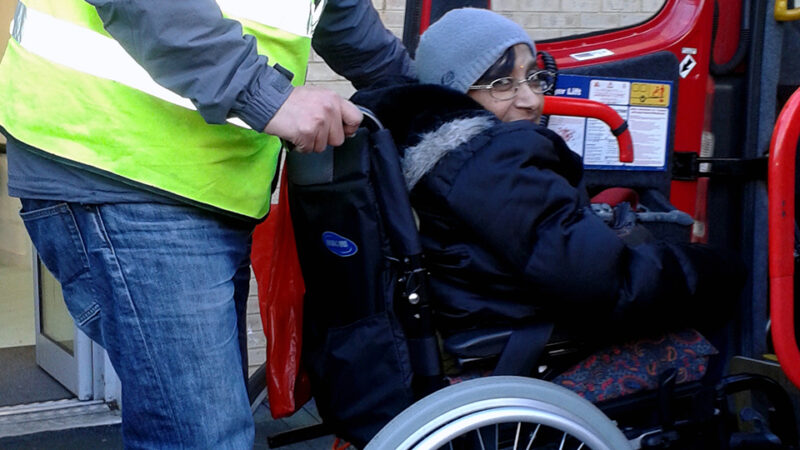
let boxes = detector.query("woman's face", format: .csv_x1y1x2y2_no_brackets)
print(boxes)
467,44,544,124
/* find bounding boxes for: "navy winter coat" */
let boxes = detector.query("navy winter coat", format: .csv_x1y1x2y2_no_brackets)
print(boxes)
352,83,741,337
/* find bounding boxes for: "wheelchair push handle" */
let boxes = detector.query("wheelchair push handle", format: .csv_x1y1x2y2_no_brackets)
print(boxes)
282,106,383,153
357,106,385,132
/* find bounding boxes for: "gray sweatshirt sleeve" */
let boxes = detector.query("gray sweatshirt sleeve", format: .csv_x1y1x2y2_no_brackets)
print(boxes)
312,0,416,89
86,0,293,131
86,0,413,131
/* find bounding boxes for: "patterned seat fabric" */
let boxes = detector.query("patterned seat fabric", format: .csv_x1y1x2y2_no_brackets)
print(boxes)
551,328,716,403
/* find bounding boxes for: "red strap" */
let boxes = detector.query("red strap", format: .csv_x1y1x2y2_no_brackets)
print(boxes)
590,187,640,209
332,438,351,450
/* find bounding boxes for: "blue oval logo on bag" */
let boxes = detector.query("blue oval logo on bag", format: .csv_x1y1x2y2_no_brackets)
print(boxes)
322,231,358,257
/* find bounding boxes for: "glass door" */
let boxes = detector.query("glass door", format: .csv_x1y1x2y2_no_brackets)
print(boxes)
32,258,94,400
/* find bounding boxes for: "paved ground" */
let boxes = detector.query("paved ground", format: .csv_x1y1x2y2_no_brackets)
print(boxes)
0,346,73,407
0,400,335,449
0,347,337,449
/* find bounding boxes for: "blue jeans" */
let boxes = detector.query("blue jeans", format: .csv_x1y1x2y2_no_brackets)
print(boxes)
19,199,255,449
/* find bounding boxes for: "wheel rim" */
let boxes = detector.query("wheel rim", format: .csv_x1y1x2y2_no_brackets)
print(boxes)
394,399,617,450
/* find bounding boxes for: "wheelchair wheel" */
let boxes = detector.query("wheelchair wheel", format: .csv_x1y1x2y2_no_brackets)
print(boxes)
365,376,632,450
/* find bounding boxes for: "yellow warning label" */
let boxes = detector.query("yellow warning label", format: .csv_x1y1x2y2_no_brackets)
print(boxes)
630,82,670,107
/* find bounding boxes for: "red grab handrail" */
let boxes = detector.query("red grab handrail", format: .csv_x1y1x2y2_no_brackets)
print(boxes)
768,86,800,390
543,96,634,163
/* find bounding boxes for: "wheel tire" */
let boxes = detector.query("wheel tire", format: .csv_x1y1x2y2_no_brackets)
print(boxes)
247,362,268,413
365,376,632,450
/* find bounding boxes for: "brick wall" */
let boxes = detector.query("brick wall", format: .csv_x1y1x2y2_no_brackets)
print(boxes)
246,271,265,376
246,0,667,375
497,0,665,40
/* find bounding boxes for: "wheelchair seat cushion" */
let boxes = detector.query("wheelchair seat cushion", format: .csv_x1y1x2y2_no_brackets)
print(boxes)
551,328,717,403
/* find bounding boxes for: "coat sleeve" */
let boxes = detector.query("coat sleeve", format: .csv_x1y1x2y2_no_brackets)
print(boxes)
86,0,294,131
436,123,740,322
312,0,415,89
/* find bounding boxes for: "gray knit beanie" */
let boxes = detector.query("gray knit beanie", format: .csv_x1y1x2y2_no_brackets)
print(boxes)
415,8,536,93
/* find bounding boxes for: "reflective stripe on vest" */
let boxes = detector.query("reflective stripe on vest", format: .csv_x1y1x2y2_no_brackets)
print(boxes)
0,0,319,219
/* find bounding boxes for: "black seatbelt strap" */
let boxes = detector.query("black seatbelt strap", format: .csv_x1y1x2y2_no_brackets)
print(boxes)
492,322,554,376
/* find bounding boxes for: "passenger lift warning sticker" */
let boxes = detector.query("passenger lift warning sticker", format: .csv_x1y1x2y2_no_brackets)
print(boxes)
548,74,673,171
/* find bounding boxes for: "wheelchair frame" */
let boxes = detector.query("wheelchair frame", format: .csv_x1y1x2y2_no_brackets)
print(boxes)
273,100,800,449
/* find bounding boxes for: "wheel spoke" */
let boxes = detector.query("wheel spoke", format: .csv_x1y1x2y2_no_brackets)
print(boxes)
513,423,521,450
525,424,541,450
558,431,567,450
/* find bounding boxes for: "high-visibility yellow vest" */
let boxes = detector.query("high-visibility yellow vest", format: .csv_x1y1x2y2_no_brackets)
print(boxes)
0,0,321,219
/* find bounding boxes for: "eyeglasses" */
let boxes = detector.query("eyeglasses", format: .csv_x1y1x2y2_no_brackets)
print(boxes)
469,70,556,100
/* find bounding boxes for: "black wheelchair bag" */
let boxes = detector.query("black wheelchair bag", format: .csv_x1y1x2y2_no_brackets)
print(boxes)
286,111,440,447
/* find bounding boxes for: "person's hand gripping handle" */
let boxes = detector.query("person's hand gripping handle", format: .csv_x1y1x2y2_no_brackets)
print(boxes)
263,86,363,153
